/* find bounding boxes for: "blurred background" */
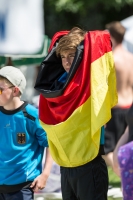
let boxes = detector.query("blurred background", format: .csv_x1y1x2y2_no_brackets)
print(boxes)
0,0,133,103
0,1,133,199
44,0,133,37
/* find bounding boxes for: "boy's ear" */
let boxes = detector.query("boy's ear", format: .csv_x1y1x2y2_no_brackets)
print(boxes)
12,87,20,96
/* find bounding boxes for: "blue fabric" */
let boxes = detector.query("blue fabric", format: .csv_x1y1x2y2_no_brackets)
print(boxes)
58,72,67,82
0,103,48,185
100,126,105,144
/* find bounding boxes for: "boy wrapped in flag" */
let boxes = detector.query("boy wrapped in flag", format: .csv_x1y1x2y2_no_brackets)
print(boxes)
35,27,118,200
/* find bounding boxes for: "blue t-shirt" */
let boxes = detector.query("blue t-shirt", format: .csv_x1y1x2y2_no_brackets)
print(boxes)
0,102,48,186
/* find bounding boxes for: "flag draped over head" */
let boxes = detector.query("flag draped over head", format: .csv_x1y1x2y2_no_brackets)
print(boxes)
34,30,118,167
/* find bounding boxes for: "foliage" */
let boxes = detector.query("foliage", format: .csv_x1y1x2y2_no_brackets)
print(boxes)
52,0,133,12
44,0,133,38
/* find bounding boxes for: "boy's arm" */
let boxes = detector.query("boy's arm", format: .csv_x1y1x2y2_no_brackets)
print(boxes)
30,148,53,192
113,126,129,176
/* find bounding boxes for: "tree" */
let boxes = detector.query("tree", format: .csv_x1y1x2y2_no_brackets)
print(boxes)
44,0,133,37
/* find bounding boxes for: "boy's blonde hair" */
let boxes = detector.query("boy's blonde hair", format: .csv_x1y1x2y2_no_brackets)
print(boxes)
56,27,86,56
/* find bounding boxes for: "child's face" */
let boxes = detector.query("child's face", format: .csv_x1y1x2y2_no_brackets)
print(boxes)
0,79,14,107
60,49,76,73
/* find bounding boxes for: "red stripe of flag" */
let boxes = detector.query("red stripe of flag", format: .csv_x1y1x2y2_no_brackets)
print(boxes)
39,30,112,125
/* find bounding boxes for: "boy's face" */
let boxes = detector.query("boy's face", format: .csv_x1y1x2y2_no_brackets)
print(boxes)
60,49,76,73
0,79,14,107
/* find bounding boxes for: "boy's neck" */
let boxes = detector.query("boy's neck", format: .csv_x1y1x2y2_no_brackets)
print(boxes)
3,98,24,111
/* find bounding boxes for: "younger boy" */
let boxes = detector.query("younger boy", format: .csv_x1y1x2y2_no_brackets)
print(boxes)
0,66,53,200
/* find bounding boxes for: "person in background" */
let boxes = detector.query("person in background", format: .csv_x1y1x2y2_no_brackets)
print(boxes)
0,66,53,200
103,21,133,171
113,107,133,200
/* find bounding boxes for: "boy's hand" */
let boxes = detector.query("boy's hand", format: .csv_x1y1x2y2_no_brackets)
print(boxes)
30,173,48,192
113,151,121,177
30,148,53,192
113,162,121,177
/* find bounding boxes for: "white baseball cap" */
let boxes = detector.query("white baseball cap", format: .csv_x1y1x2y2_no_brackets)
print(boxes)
0,66,26,94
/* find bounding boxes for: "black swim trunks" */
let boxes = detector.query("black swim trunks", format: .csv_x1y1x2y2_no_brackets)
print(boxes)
104,106,130,154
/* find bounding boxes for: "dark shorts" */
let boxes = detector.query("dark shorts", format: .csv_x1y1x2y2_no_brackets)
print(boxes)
60,156,108,200
104,107,129,154
0,188,33,200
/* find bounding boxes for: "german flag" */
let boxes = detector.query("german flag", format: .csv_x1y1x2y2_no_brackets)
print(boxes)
34,30,118,167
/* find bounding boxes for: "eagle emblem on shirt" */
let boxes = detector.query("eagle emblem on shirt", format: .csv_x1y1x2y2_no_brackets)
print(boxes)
17,133,26,144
